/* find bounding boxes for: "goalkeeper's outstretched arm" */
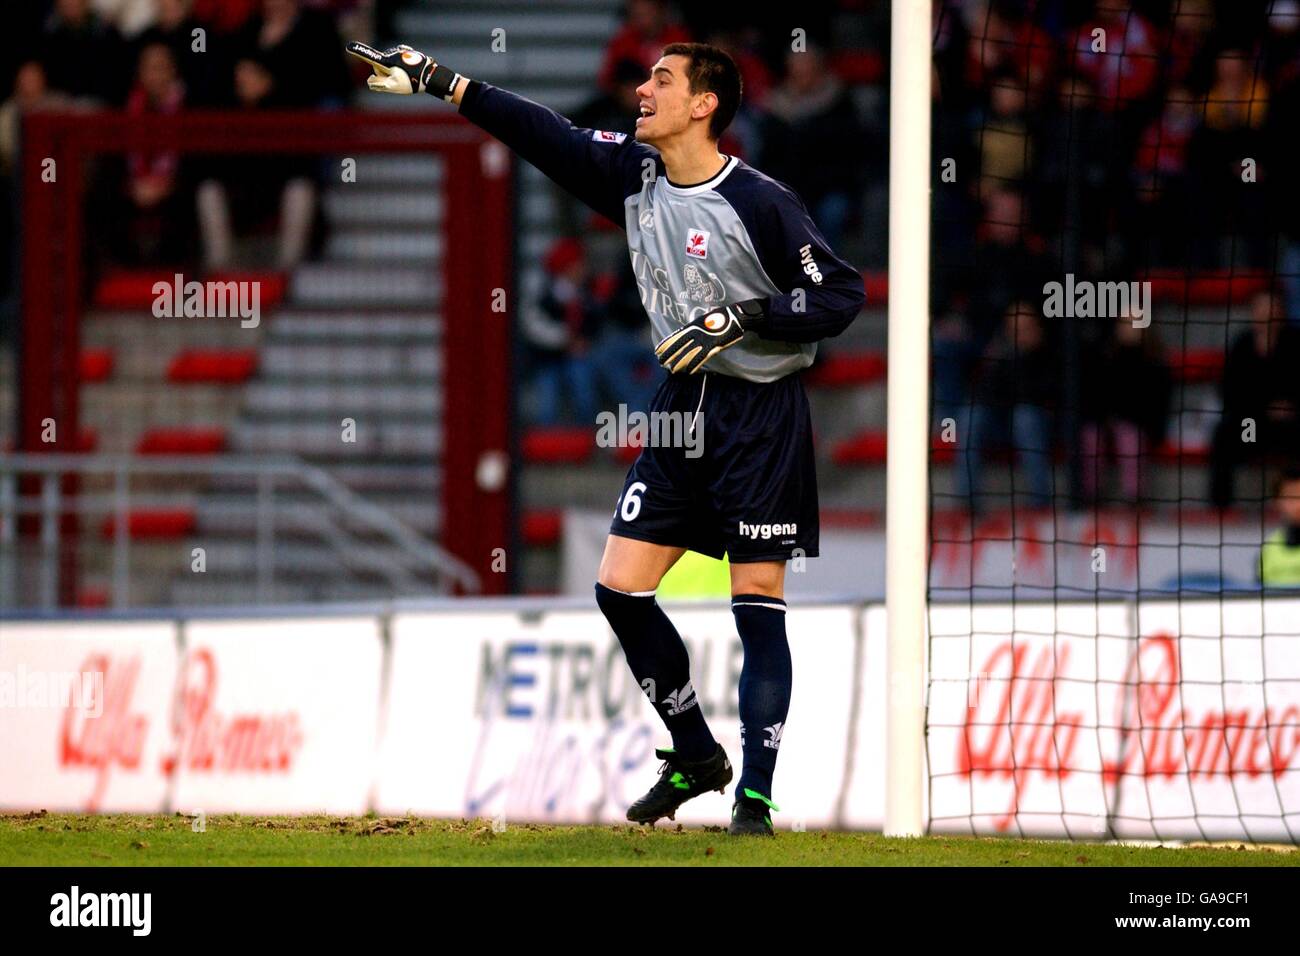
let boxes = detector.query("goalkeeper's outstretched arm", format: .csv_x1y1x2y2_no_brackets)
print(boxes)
348,41,648,227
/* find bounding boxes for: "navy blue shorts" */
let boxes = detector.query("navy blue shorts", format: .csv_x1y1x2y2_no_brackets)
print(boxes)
609,370,820,563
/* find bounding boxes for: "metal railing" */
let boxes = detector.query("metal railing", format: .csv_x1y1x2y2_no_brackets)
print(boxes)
0,454,480,609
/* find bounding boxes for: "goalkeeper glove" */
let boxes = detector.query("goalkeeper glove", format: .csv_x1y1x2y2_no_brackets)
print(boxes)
653,299,767,374
346,41,465,101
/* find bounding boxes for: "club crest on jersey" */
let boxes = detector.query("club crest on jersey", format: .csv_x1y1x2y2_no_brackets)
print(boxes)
592,130,627,144
685,228,710,259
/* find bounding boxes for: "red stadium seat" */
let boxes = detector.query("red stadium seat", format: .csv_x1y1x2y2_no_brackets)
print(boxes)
522,427,593,464
806,349,887,387
1153,438,1210,464
79,348,114,382
167,349,259,383
136,427,227,455
832,429,887,465
100,508,196,540
821,508,884,528
863,271,887,304
830,50,885,85
94,269,286,310
1171,347,1224,384
76,586,109,609
1147,272,1271,305
522,509,563,546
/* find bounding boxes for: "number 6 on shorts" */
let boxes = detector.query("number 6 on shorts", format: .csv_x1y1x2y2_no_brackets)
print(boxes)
617,481,647,522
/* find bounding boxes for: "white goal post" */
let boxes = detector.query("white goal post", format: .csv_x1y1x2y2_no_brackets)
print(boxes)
885,0,932,838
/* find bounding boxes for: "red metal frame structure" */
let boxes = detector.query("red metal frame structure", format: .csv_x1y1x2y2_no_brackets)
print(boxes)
19,111,513,598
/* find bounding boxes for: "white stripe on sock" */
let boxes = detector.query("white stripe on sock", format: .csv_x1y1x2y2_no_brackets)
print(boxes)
731,601,787,612
603,584,657,598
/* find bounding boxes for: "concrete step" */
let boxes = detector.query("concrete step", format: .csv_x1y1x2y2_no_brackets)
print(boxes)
398,9,619,41
83,313,261,350
322,189,443,226
344,155,443,187
266,310,441,343
290,265,443,308
206,463,440,496
193,495,441,537
259,342,441,379
228,419,442,457
244,381,441,417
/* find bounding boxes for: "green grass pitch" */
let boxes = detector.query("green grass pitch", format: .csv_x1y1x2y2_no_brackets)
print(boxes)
2,812,1297,866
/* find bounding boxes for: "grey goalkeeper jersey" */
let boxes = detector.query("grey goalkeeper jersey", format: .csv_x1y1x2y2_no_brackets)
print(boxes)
459,80,867,383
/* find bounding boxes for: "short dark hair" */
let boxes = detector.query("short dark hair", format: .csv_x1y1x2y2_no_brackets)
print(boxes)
660,42,742,140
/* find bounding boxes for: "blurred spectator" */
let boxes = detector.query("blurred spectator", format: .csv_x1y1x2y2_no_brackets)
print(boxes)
956,302,1057,511
93,0,162,38
119,42,193,264
1260,465,1300,586
1166,0,1217,91
1072,8,1160,111
1031,70,1125,259
1132,86,1197,206
573,58,644,137
523,239,600,426
41,0,129,104
1,60,76,344
1210,290,1300,508
964,1,1055,92
1264,0,1300,92
599,0,691,92
591,260,659,416
234,0,351,108
1203,49,1269,131
557,59,645,235
195,54,318,269
1078,311,1171,504
699,25,772,161
136,0,221,106
1189,50,1271,267
702,26,771,110
83,42,194,267
191,0,260,35
0,63,74,177
933,187,1053,430
979,68,1033,189
760,46,862,248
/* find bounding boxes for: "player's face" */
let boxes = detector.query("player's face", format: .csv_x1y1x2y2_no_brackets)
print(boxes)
634,56,697,145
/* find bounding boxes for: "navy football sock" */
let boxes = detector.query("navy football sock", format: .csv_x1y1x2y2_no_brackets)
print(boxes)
595,582,716,762
732,593,792,802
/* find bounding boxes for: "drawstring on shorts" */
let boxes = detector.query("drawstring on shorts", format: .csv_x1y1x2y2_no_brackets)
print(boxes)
689,373,707,435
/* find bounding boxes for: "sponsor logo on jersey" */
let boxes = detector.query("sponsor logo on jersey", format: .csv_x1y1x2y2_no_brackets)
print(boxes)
685,228,710,259
593,130,628,143
799,243,823,284
678,262,726,305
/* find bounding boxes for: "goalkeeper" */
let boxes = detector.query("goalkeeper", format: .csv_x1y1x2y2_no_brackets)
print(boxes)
349,39,865,836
